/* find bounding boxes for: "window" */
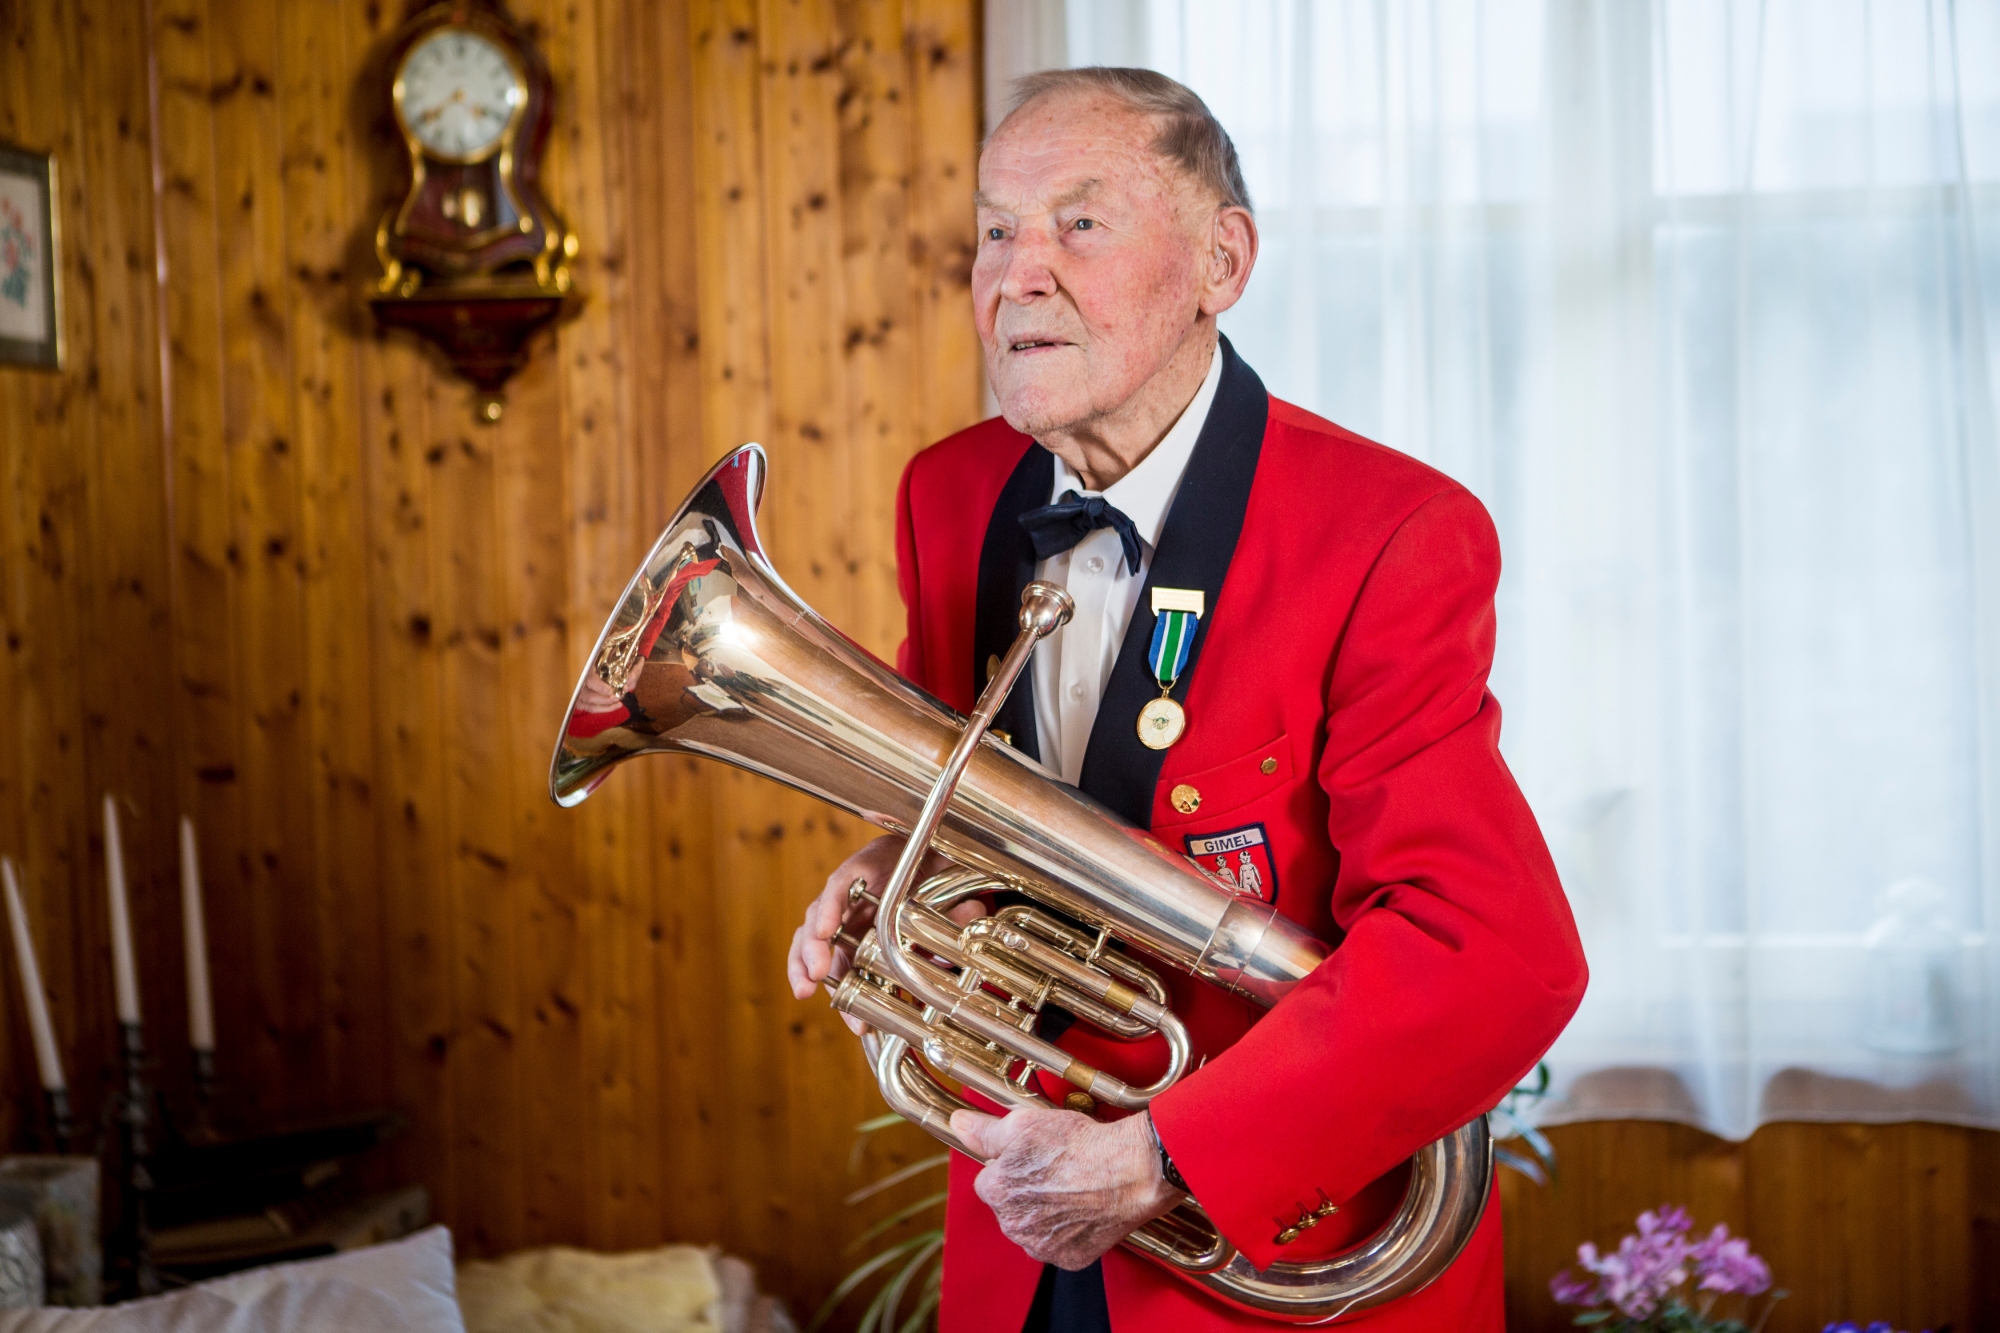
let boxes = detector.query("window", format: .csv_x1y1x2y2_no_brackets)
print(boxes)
1000,0,2000,1136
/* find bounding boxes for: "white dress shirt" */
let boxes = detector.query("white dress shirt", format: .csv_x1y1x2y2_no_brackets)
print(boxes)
1031,347,1223,783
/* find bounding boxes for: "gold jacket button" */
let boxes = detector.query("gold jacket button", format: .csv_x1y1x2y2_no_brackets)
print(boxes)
1261,757,1278,775
1170,784,1201,814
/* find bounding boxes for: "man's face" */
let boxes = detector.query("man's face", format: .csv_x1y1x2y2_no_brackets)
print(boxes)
973,92,1212,438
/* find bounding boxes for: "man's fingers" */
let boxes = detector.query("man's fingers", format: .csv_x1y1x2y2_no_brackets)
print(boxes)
944,898,990,927
787,926,820,1000
813,879,849,936
798,921,830,981
949,1108,1003,1160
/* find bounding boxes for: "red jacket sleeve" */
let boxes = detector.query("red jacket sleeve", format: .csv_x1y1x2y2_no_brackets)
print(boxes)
1147,487,1587,1271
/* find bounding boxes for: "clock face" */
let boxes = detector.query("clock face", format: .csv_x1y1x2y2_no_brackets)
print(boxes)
395,28,525,163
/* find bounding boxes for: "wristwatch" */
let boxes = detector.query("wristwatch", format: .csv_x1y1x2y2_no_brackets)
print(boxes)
1144,1112,1191,1196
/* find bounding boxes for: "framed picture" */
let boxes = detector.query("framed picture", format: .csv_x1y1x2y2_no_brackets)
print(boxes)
0,143,60,370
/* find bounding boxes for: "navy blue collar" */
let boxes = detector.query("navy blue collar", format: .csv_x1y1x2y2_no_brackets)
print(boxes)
972,336,1269,822
973,442,1055,762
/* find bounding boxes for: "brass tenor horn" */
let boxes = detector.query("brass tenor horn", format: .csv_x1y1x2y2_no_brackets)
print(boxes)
550,444,1491,1322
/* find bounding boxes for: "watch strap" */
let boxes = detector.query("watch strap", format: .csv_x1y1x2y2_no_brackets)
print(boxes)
1144,1113,1191,1195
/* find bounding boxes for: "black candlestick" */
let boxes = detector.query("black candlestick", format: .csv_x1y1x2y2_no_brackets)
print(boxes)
42,1086,72,1154
190,1046,217,1139
115,1022,159,1299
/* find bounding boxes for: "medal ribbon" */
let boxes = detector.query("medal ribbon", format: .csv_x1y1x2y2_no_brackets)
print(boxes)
1147,607,1197,692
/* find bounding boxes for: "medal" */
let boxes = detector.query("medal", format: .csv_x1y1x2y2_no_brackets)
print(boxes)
1138,696,1186,748
1138,587,1203,750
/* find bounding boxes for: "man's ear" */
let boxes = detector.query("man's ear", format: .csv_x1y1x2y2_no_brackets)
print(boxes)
1200,204,1259,317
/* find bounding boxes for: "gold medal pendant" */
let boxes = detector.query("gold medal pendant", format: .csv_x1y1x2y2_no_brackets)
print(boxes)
1137,694,1186,750
1139,589,1203,751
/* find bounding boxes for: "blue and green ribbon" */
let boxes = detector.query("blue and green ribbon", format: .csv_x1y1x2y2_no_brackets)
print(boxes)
1147,608,1197,692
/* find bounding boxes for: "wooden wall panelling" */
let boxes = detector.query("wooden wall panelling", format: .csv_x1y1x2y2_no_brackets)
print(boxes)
1744,1122,1971,1333
211,0,333,1118
1500,1120,1747,1330
149,0,265,1117
534,0,636,1253
69,0,186,1114
688,0,795,1292
341,0,464,1224
273,0,390,1115
902,0,982,464
618,0,730,1254
434,335,528,1253
1974,1126,2000,1330
492,330,583,1255
0,0,131,1145
1500,1121,2000,1333
835,0,921,657
394,0,538,1238
0,3,44,1147
756,0,873,1302
363,331,463,1225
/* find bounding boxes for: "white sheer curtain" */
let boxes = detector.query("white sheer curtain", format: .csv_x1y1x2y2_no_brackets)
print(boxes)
998,0,2000,1138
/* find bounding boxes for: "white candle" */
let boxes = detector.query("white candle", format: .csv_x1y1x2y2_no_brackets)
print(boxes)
179,817,214,1051
103,794,141,1026
2,858,64,1092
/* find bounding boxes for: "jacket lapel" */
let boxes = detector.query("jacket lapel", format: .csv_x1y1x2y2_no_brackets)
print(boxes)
973,441,1055,763
1076,337,1270,824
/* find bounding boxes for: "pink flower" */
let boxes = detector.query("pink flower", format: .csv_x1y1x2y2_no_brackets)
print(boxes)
1637,1205,1694,1240
1550,1205,1775,1322
1549,1267,1599,1305
1556,1205,1697,1319
1692,1224,1772,1295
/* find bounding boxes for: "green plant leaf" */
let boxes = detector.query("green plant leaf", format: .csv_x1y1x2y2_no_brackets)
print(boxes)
894,1274,943,1333
858,1266,895,1333
849,1114,921,1173
877,1233,946,1332
1515,1119,1556,1166
843,1194,948,1256
846,1154,951,1206
805,1233,936,1333
1494,1145,1547,1185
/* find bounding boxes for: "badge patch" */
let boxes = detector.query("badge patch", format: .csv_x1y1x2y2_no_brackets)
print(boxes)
1184,822,1278,903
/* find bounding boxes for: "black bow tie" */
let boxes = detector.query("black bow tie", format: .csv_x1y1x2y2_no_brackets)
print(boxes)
1019,489,1144,576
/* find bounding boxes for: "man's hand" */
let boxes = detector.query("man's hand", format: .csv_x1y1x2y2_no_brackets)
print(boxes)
786,836,971,1032
950,1106,1183,1270
788,835,907,1000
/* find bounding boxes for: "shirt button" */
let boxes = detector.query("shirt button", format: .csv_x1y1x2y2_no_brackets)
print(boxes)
1069,682,1085,701
1084,556,1105,574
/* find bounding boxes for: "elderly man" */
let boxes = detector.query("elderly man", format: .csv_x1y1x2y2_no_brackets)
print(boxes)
787,68,1586,1332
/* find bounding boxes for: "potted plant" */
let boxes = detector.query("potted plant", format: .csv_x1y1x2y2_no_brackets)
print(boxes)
1551,1206,1784,1331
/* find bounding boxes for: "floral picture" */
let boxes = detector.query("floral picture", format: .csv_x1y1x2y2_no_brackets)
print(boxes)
0,143,59,369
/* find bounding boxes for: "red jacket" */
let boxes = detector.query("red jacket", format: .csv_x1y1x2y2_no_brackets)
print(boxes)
895,342,1587,1331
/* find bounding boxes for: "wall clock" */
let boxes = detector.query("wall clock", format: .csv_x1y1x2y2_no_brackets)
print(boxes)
370,0,578,419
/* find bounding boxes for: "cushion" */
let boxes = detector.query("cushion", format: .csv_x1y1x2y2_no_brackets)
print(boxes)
455,1245,723,1333
0,1225,463,1333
